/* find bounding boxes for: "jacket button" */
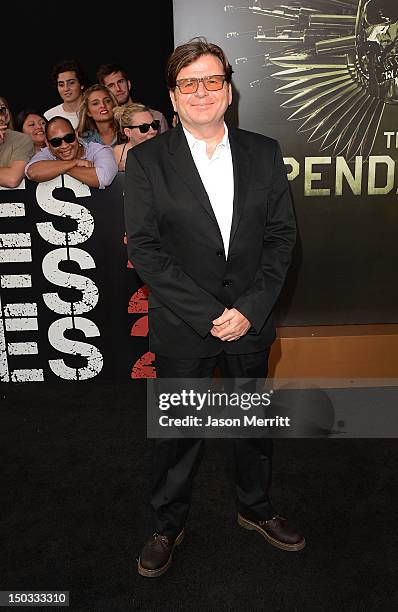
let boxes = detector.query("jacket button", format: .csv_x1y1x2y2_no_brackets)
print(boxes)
222,279,231,287
216,250,223,257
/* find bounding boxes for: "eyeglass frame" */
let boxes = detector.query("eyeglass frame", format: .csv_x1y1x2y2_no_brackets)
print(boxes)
124,120,160,134
47,132,77,148
175,74,227,94
0,106,9,115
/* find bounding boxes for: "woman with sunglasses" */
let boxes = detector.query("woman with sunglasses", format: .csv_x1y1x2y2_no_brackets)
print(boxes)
113,103,160,171
25,116,118,190
15,109,47,153
78,84,122,148
0,96,35,188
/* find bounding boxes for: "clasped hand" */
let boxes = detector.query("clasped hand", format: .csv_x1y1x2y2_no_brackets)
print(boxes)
75,158,94,168
211,308,251,342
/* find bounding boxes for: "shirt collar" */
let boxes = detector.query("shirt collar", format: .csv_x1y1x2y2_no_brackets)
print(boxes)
183,122,229,153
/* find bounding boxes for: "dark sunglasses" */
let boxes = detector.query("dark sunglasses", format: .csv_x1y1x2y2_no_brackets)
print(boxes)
0,106,8,114
125,120,160,134
48,133,76,148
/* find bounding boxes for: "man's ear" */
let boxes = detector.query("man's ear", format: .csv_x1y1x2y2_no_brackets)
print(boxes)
228,82,232,107
127,80,132,92
169,89,177,112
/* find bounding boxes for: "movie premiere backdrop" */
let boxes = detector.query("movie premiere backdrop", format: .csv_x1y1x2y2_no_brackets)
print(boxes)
1,0,397,382
174,0,398,323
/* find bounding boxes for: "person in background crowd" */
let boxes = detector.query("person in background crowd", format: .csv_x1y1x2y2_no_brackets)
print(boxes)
113,103,160,171
0,96,34,188
44,59,87,129
0,96,14,129
78,85,121,147
25,116,117,189
96,62,169,133
15,109,47,153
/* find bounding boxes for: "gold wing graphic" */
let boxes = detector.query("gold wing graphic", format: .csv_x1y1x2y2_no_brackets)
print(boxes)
270,55,385,159
225,0,395,159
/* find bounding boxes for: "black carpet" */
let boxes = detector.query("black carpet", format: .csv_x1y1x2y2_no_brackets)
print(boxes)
1,381,398,611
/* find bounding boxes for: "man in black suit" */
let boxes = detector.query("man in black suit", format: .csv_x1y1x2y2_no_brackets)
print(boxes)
124,38,305,577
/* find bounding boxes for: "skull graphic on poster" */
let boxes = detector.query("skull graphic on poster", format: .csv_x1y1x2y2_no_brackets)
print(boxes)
356,0,398,102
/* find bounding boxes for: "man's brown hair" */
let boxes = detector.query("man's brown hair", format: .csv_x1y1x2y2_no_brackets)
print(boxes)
96,63,129,85
166,37,233,90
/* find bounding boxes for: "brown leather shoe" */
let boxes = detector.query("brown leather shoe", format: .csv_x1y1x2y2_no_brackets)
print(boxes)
238,513,305,551
137,529,185,577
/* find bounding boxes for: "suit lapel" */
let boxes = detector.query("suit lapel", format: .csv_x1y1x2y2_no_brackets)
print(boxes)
167,124,253,247
229,127,252,248
168,124,219,227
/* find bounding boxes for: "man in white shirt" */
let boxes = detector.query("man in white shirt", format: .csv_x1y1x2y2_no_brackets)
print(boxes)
44,60,87,129
124,38,304,578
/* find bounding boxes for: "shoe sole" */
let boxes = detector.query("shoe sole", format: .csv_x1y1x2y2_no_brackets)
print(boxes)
237,514,306,551
137,529,185,577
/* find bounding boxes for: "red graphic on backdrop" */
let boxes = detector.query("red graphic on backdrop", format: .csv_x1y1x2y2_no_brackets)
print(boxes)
123,233,134,268
129,286,149,336
131,316,149,336
127,284,156,378
131,351,156,378
128,286,149,314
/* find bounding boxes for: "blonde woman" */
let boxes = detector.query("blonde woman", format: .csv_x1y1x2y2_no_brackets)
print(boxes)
113,103,160,171
78,84,121,147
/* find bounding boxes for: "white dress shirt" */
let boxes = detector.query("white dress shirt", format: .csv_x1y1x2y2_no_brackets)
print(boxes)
183,123,234,257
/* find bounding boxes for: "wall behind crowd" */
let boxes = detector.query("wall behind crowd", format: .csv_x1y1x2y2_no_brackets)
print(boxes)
3,1,175,126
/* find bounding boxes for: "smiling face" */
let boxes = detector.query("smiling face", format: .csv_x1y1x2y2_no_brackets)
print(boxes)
169,53,232,135
87,89,115,124
46,118,79,161
102,70,131,105
22,113,46,150
57,70,83,104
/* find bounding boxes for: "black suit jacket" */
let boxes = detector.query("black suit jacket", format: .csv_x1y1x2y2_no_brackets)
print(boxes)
124,123,296,358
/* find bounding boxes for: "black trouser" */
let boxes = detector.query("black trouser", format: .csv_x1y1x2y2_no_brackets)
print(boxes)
150,350,274,538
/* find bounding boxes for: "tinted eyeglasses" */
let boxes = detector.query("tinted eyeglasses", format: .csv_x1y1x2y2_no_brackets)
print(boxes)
48,133,76,148
0,106,8,115
175,75,226,94
125,120,160,134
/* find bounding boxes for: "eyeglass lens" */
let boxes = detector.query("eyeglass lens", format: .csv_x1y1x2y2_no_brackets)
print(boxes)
49,133,76,147
176,75,225,93
140,121,159,133
127,120,160,133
